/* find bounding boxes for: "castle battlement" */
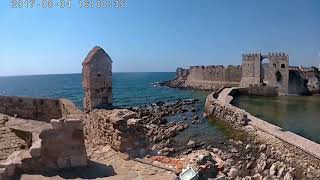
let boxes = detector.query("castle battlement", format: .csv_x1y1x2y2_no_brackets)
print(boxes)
189,65,241,71
267,52,288,58
242,52,289,61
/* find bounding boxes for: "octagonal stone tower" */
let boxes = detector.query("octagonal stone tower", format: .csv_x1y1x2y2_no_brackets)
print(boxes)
82,46,112,113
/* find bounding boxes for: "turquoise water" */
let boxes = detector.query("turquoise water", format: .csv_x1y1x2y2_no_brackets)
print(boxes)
233,96,320,143
0,73,208,108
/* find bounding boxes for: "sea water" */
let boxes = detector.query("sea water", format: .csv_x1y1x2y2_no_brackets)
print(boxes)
0,73,207,108
0,72,318,144
233,95,320,143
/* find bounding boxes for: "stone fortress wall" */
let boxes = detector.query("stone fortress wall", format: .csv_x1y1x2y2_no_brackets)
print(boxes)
172,53,319,95
188,65,242,82
0,96,81,122
175,65,242,90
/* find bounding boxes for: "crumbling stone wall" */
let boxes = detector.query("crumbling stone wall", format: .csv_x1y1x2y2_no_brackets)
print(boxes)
83,109,147,157
176,68,190,80
82,46,112,112
59,99,82,118
0,118,88,179
35,119,88,170
205,92,249,126
0,96,80,122
0,96,60,121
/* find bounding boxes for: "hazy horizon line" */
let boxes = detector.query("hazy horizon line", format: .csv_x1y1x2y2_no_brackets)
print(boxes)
0,71,176,78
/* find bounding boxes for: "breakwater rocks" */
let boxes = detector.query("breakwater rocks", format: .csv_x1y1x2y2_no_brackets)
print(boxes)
204,88,320,179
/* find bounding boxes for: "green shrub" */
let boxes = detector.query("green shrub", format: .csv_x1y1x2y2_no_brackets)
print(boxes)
275,71,282,82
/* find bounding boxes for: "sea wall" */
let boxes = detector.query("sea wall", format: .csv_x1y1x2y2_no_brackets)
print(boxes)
0,96,81,122
238,86,278,96
187,65,242,82
83,109,148,157
205,92,249,126
167,65,242,90
205,87,320,161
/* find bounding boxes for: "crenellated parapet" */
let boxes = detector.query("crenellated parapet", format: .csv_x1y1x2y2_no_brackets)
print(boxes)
267,52,288,57
242,53,262,62
189,65,241,70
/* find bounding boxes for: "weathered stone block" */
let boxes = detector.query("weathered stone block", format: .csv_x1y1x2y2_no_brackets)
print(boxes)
64,119,82,130
30,140,41,158
50,119,63,129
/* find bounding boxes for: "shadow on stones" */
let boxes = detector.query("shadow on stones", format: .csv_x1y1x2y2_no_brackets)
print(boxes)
13,161,116,179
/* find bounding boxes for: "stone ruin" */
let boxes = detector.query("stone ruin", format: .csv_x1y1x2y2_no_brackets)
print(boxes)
83,109,148,157
82,46,113,113
81,47,149,157
0,97,86,179
0,46,142,179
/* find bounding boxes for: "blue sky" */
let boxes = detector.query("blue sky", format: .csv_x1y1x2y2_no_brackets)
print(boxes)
0,0,319,76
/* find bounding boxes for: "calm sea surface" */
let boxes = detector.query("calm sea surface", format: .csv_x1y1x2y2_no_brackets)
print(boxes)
233,96,320,143
0,73,319,144
0,73,208,108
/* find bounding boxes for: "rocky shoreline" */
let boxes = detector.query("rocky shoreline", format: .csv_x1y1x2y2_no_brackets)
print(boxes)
123,98,320,179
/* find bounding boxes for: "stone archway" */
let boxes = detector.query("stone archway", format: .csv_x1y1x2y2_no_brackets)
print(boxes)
260,56,270,85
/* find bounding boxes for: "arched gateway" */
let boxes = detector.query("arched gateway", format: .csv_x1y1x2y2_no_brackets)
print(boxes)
240,53,289,95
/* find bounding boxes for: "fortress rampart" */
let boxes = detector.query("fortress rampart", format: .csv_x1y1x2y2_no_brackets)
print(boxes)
0,96,81,122
172,65,242,90
170,57,319,94
187,65,242,82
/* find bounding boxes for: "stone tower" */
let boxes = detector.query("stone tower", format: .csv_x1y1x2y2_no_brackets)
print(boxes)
82,46,112,112
240,53,289,95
